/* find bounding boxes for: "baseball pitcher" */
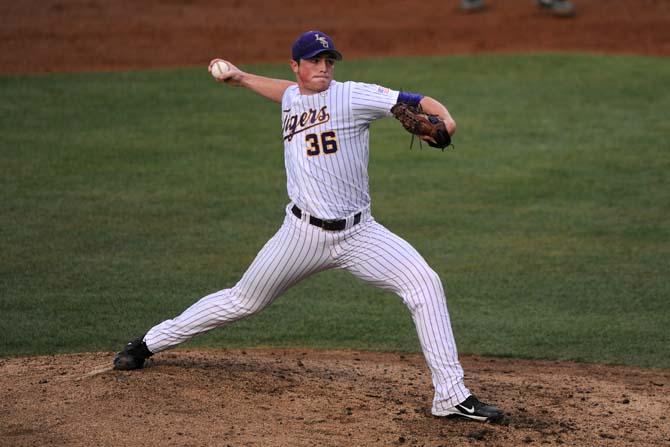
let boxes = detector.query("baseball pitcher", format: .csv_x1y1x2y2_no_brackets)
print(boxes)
113,30,503,423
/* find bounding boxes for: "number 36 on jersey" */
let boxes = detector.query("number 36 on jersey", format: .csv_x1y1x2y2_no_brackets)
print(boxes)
305,131,338,156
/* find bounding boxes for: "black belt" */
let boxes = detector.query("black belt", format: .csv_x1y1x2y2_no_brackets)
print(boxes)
291,205,362,231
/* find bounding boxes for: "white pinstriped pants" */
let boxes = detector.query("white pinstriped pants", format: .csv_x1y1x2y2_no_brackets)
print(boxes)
145,205,470,410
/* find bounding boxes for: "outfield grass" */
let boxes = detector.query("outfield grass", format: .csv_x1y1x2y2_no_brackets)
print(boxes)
1,54,668,368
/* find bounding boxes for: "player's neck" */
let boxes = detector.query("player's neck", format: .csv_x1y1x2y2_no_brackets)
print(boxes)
297,81,332,96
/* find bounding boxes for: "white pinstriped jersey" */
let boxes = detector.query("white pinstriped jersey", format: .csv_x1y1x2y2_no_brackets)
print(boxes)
281,81,399,220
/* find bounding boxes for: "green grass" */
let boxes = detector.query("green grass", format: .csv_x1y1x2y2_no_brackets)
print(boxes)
1,54,669,368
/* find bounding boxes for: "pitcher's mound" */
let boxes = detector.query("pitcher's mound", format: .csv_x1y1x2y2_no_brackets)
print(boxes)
2,349,668,446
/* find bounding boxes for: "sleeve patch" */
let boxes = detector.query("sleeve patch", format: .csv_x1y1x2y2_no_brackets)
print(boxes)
376,85,391,95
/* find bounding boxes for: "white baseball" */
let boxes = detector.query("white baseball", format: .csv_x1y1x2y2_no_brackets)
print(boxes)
210,60,230,79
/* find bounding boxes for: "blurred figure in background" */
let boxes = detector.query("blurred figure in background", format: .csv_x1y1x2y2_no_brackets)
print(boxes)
460,0,575,17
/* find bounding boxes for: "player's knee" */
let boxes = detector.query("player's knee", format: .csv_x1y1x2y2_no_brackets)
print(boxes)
404,268,445,309
419,268,444,292
231,297,264,317
221,288,267,319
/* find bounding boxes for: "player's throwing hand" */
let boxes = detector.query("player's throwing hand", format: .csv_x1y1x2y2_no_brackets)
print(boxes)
208,58,243,85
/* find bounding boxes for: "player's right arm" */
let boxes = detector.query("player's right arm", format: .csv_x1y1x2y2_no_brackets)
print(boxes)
209,59,295,103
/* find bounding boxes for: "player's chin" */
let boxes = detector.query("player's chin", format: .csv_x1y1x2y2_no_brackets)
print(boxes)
310,77,331,91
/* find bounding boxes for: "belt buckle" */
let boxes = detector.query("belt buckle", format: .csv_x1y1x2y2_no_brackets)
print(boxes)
321,219,342,231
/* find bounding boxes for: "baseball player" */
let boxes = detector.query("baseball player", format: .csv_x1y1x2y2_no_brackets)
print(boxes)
460,0,575,16
114,30,503,423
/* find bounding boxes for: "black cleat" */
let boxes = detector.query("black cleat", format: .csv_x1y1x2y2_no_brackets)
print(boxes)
113,337,153,370
432,395,504,422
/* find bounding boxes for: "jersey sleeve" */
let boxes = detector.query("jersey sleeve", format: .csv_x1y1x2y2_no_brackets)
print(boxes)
281,84,299,109
350,82,400,123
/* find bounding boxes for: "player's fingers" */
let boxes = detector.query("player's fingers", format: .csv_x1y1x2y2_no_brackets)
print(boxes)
208,58,221,72
419,135,437,144
217,70,242,85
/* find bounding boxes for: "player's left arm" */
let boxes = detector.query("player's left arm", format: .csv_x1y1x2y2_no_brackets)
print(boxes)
418,96,456,137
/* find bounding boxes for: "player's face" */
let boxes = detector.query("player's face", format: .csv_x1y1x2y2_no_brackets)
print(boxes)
291,54,336,94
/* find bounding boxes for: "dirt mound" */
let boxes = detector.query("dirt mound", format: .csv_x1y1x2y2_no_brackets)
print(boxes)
2,349,669,446
1,0,668,75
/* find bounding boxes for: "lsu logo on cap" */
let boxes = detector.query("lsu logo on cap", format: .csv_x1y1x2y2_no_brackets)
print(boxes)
315,34,330,48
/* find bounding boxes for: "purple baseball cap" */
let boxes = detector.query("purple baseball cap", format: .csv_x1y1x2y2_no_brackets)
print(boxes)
291,30,343,61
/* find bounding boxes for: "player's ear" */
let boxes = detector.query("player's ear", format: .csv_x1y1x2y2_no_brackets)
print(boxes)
290,60,299,73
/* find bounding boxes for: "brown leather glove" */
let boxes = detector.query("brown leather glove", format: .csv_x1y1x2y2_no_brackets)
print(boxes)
390,103,452,150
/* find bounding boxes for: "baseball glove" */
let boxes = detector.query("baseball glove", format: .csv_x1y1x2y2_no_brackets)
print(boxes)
390,103,452,150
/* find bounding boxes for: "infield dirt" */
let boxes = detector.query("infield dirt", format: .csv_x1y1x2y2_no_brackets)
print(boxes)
2,0,669,446
2,350,670,446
